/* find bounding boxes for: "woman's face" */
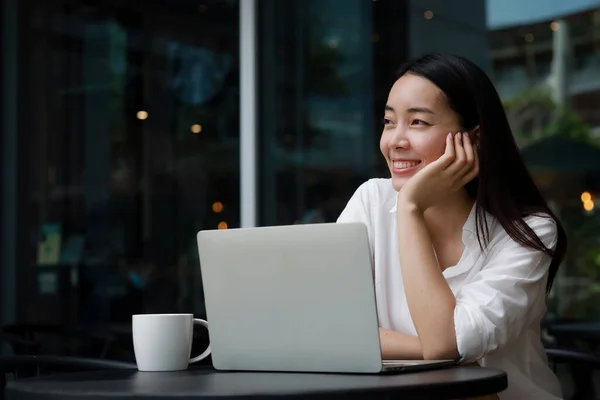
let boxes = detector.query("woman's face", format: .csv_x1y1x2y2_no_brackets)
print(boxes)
380,73,463,192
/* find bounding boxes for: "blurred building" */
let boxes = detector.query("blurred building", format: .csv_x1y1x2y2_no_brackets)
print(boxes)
488,0,600,129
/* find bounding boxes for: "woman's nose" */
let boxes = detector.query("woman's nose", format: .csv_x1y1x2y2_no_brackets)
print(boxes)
389,128,410,149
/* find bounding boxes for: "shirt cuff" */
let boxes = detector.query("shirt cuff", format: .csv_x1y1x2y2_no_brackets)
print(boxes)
454,302,487,363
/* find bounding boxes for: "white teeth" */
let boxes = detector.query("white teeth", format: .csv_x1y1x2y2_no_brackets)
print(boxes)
393,161,420,169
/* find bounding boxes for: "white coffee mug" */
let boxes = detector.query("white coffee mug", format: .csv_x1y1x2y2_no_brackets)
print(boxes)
132,313,211,372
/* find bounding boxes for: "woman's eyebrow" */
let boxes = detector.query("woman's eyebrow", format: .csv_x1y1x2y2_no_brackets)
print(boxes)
407,107,435,114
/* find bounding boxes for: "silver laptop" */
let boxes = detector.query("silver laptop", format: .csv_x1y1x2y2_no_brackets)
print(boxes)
196,222,455,374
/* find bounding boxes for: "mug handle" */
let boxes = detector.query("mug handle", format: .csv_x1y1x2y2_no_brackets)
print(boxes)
189,318,211,363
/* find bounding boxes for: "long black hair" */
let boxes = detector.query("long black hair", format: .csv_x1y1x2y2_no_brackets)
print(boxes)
395,52,567,293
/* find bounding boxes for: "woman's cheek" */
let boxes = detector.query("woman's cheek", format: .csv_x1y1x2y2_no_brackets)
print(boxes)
413,135,447,162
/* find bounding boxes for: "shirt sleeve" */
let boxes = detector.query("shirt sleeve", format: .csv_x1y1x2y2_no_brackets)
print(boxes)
336,180,376,256
336,180,372,225
453,215,558,363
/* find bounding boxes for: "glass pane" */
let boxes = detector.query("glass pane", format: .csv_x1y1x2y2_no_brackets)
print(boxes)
258,0,408,226
15,0,239,327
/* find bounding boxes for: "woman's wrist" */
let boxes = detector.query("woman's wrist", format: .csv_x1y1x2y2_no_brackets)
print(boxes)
396,192,424,215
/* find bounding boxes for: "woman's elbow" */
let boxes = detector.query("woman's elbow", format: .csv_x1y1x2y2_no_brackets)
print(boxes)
422,343,460,361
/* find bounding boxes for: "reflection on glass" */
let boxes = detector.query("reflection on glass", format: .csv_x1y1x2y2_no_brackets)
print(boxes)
17,0,239,326
259,0,383,226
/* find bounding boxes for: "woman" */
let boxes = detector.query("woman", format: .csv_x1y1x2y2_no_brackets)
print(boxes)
337,52,567,399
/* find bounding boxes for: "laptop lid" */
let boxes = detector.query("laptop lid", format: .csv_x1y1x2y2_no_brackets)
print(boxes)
196,222,383,373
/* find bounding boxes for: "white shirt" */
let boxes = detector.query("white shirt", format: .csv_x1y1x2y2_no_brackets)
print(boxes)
337,178,563,400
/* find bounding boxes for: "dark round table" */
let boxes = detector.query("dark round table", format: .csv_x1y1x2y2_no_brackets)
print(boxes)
5,366,507,399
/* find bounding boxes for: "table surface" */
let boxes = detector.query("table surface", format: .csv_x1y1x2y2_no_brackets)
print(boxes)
6,365,507,400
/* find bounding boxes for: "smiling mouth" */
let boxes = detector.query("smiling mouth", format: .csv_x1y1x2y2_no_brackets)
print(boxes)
392,160,421,170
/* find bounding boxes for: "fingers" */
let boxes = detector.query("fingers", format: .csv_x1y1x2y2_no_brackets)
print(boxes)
438,133,456,168
468,133,479,176
438,131,479,187
463,133,475,166
446,132,466,175
458,133,479,185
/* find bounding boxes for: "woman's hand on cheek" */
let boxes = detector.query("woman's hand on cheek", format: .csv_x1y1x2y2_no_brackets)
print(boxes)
397,132,479,212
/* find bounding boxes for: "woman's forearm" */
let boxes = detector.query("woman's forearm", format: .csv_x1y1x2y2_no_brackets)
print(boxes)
379,327,423,360
396,204,459,360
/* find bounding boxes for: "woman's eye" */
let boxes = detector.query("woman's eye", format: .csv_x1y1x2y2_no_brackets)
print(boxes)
411,119,429,126
383,118,393,125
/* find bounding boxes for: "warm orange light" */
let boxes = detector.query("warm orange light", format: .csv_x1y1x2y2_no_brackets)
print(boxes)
136,111,148,120
424,10,434,19
584,200,595,212
581,192,592,203
191,124,202,134
212,202,223,213
218,221,228,230
550,21,560,31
